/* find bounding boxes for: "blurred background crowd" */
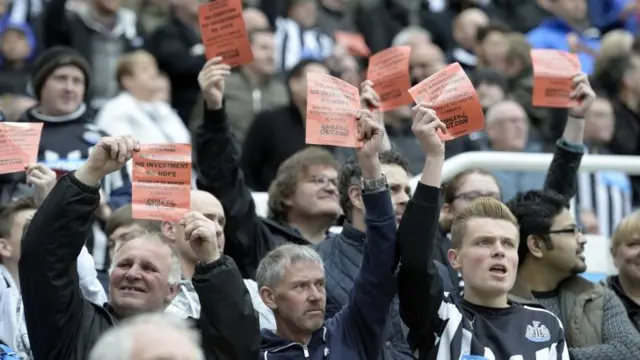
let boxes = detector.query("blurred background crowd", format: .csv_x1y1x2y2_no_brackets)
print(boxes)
0,0,638,282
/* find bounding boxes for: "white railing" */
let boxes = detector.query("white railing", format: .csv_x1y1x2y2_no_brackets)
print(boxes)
252,152,640,217
248,152,635,280
409,151,640,190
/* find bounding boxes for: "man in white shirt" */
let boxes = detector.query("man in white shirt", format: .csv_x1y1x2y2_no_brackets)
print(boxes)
94,50,191,146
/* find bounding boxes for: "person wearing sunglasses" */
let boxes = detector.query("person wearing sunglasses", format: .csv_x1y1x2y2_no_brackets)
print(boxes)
508,190,640,360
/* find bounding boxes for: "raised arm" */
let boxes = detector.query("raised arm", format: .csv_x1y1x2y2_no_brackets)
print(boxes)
181,212,260,360
326,109,399,360
397,104,448,357
543,73,594,199
25,163,107,306
195,58,269,279
17,134,139,360
19,172,99,360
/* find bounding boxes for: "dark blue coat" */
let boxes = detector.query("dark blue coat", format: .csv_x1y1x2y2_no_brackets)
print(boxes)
314,222,453,360
260,189,399,359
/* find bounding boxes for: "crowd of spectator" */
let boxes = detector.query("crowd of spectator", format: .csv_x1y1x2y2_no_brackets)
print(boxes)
0,0,640,359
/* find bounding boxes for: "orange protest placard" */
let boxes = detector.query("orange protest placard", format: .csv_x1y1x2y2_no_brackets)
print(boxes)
408,62,484,141
367,46,413,111
0,122,43,174
306,73,362,148
198,0,253,67
335,31,371,58
132,144,192,221
531,49,581,108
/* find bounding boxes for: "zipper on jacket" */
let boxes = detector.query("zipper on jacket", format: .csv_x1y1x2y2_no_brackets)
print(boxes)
302,345,309,358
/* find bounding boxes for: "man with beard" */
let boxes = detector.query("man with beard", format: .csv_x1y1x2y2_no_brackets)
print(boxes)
508,190,640,359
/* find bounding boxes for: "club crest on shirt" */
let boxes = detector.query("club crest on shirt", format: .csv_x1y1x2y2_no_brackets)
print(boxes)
525,321,551,342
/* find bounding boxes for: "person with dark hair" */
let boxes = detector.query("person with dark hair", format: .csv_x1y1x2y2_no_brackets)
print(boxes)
314,149,453,360
241,59,331,191
507,190,640,359
435,72,594,294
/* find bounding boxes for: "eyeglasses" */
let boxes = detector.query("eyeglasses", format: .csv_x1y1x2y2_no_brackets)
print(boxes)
309,175,338,188
453,191,501,202
549,227,583,236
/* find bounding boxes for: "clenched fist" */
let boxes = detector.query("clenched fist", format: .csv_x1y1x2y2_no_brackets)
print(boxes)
198,57,231,110
75,136,139,186
569,73,596,118
411,103,447,156
180,211,223,264
355,109,384,160
25,163,57,206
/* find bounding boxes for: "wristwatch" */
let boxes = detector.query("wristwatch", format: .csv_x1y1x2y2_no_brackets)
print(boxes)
361,173,388,193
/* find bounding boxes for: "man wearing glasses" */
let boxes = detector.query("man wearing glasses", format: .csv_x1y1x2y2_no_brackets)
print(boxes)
507,190,640,360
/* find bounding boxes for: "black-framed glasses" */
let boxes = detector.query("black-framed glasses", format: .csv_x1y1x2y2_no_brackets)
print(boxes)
549,227,583,236
453,191,501,202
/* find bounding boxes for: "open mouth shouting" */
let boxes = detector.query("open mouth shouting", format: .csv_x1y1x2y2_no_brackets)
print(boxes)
489,264,508,277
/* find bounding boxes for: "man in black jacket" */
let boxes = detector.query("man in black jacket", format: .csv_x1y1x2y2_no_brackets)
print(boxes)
195,60,393,279
19,135,260,360
195,57,344,279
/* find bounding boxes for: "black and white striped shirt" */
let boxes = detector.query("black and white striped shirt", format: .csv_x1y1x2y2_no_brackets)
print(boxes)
572,149,633,237
273,17,334,72
398,183,570,360
405,294,571,360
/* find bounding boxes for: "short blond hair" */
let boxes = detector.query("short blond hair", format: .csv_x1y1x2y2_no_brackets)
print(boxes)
116,50,157,88
611,210,640,251
451,197,518,248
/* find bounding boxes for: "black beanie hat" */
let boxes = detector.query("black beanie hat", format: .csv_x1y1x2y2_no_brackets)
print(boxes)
30,46,91,100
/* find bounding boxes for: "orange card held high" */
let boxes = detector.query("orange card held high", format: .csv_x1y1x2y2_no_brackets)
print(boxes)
367,46,413,111
408,62,484,140
198,0,253,66
0,122,43,175
305,72,363,148
531,49,580,108
132,144,192,221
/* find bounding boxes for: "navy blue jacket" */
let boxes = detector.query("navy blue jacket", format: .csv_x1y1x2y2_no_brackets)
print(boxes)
261,189,399,359
314,222,453,360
